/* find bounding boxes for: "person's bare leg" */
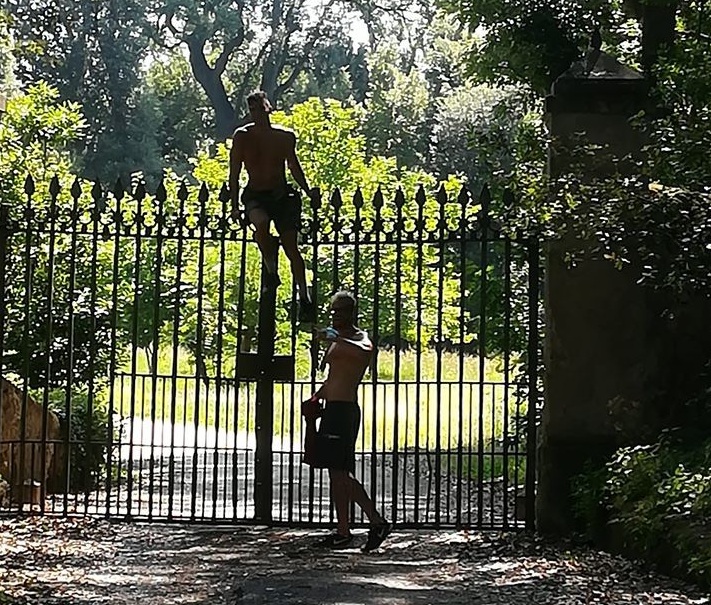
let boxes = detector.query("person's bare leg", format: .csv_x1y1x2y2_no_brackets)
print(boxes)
347,475,384,525
329,469,352,536
249,209,277,273
279,230,309,300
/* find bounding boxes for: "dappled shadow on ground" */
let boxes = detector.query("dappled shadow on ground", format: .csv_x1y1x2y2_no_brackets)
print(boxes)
0,517,708,604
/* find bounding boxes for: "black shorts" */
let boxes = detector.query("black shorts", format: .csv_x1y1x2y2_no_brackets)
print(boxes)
314,401,361,474
242,185,301,234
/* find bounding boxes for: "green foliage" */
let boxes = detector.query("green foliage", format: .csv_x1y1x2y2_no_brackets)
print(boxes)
644,25,711,190
46,385,113,493
271,98,466,348
139,54,214,176
437,0,644,92
7,0,156,181
573,433,711,587
280,40,370,107
0,11,17,96
0,85,119,390
362,43,431,169
0,82,84,199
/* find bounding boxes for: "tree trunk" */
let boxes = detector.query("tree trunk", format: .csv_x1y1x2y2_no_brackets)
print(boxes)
622,0,679,72
640,1,679,72
260,58,281,104
186,35,238,140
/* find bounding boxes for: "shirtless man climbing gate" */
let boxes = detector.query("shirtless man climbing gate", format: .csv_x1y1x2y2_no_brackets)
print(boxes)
229,90,317,324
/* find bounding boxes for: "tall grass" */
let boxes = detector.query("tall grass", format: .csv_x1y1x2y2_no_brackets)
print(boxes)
112,346,528,452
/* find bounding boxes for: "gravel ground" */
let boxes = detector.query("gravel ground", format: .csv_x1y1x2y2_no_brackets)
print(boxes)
0,516,709,605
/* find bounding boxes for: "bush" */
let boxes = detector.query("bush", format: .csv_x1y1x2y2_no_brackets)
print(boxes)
46,386,112,493
573,433,711,587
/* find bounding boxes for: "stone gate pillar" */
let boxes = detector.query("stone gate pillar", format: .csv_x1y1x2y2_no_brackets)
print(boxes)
537,50,650,535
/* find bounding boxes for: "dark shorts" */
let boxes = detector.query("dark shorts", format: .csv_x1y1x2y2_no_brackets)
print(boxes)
314,401,361,474
241,185,301,234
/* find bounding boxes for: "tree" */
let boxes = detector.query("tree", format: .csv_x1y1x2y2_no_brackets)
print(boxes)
0,11,17,97
0,83,117,390
361,42,431,170
437,0,680,92
149,0,419,139
6,0,158,182
139,53,214,175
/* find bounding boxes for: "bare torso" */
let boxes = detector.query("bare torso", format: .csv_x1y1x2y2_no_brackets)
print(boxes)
320,330,373,402
233,124,295,191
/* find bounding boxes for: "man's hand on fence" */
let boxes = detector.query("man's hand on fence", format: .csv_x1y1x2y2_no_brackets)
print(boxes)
231,204,248,229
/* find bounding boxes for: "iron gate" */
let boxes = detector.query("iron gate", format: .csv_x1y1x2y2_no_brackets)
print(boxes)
0,175,540,529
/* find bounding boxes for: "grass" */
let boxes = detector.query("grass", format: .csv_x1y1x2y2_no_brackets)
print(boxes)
111,346,530,454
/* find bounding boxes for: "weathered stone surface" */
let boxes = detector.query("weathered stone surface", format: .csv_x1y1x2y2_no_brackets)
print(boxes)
0,378,61,490
538,52,711,536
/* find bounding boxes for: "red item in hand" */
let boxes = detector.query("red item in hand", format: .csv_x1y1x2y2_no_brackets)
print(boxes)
301,398,323,420
301,397,323,466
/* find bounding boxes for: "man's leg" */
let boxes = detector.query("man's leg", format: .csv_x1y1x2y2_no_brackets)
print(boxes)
329,468,392,551
329,469,352,537
279,229,315,322
329,469,385,532
248,208,278,274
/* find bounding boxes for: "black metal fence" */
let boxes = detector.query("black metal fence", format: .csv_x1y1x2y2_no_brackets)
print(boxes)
0,175,540,529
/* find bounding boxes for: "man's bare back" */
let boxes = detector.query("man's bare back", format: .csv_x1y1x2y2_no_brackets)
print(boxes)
233,124,296,192
228,90,318,324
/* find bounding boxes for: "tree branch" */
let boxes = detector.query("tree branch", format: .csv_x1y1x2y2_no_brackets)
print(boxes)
234,38,273,108
214,33,243,75
274,0,338,98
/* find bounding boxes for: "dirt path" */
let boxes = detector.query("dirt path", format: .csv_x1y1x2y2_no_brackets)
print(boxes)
0,517,708,604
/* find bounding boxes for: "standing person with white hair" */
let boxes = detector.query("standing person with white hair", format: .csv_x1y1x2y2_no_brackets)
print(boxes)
307,291,393,551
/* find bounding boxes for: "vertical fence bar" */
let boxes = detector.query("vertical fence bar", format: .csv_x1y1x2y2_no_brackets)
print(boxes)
330,189,341,526
0,202,9,512
105,179,124,517
17,176,35,513
190,181,207,520
525,238,540,530
476,185,490,527
434,185,447,526
307,187,320,522
126,181,147,518
40,177,60,513
231,201,249,521
213,183,229,520
371,188,383,516
84,182,103,513
390,189,404,524
146,181,166,519
167,183,187,519
287,215,299,525
64,180,81,514
352,188,365,524
254,243,277,524
414,186,425,525
502,236,512,528
456,186,468,527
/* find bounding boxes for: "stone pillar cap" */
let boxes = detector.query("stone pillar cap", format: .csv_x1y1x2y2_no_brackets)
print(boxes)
548,50,648,115
557,49,644,83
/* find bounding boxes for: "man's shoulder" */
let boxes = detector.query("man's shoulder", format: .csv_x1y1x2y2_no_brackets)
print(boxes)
271,125,296,139
340,329,374,353
232,123,255,139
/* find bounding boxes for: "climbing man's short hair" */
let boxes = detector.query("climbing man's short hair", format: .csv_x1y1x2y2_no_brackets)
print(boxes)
246,90,272,112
